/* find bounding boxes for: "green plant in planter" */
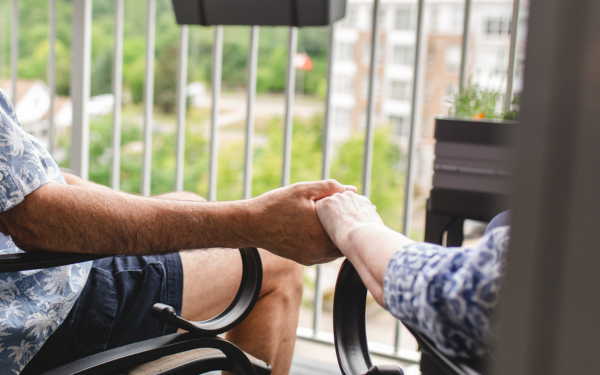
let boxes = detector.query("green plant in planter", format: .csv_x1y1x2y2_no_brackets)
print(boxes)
448,82,502,120
502,94,520,120
448,82,520,121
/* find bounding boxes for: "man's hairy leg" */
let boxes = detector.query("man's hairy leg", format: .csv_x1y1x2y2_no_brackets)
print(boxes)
154,192,302,374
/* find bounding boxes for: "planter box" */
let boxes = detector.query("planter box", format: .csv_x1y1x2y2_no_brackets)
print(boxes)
432,117,517,196
172,0,347,26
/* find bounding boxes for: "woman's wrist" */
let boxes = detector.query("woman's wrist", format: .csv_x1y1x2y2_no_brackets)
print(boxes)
338,222,389,258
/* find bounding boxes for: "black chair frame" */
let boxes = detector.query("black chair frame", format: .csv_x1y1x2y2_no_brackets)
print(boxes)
333,259,487,375
0,247,270,375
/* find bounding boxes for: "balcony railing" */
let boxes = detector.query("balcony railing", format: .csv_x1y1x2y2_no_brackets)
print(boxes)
5,0,524,365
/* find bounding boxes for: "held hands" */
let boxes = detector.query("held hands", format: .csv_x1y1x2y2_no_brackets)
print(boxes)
315,191,384,257
248,180,357,266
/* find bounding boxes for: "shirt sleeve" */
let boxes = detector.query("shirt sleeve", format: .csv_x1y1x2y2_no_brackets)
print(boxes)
383,226,510,358
0,88,64,212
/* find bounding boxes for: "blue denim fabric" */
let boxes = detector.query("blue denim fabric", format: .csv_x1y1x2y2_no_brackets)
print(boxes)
21,254,183,374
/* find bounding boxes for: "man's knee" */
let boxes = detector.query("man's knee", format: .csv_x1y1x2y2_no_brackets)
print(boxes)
260,251,304,299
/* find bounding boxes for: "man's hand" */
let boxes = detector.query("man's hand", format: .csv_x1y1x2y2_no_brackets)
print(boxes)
249,180,357,265
315,191,384,254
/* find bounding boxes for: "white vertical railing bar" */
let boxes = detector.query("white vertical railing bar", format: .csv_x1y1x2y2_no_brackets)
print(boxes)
504,0,521,113
10,0,18,103
321,24,336,182
111,0,124,190
396,0,426,353
47,0,56,152
243,26,259,199
70,0,92,179
174,25,189,192
313,23,337,336
141,0,156,196
208,26,223,201
459,0,472,91
281,27,298,188
362,0,381,198
313,265,324,335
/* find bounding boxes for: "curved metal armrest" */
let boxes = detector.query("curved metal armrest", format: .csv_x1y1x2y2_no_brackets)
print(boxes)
152,247,263,337
0,251,105,273
402,324,486,375
333,260,403,375
41,333,270,375
333,259,486,375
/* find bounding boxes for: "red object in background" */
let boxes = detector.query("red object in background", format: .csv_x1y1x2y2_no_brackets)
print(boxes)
294,52,314,71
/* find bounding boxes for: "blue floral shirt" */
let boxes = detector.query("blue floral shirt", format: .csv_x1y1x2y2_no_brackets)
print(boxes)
384,226,510,358
0,88,92,374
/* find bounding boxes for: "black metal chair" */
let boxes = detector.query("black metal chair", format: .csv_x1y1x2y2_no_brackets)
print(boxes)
1,248,270,375
333,260,487,375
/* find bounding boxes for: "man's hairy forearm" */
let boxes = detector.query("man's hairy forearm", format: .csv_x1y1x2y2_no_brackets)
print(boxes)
0,179,351,264
1,182,252,255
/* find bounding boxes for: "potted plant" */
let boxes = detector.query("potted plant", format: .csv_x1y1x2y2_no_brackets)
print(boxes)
425,84,517,242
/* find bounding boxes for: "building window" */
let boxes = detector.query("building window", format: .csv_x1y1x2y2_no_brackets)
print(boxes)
363,41,383,65
395,8,414,30
336,42,356,62
485,17,511,36
445,45,461,73
334,107,352,133
362,76,382,100
393,45,414,66
391,116,410,136
390,80,412,101
334,75,354,94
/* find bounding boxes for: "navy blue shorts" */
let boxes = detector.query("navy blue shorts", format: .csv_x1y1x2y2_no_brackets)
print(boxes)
21,254,184,374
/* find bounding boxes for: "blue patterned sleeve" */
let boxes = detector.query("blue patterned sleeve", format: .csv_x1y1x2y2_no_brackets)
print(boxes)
383,226,510,358
0,88,64,212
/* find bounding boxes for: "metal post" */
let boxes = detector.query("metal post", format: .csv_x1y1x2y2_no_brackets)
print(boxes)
141,0,156,196
111,0,124,190
313,265,324,335
47,0,56,152
321,24,336,182
396,0,426,353
10,0,18,103
281,27,298,187
70,0,92,179
362,0,381,198
174,25,189,192
312,23,337,337
493,0,600,373
459,0,472,90
208,26,223,201
504,0,522,113
243,26,259,199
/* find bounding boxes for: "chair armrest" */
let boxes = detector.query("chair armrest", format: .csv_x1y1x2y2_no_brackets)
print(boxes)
333,260,404,375
332,259,486,375
0,251,104,273
40,333,270,375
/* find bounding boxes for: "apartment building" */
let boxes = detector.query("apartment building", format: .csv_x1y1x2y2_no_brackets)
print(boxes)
330,0,526,190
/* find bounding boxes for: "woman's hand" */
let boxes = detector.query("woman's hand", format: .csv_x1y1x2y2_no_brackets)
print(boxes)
315,191,414,306
315,191,385,254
